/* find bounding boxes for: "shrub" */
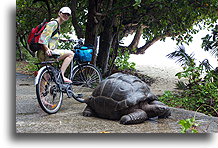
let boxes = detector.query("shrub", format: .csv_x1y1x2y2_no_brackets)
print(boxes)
114,50,136,71
160,46,218,116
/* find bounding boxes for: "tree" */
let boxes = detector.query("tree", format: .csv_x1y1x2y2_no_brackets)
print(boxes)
16,0,217,76
83,0,217,75
70,0,86,38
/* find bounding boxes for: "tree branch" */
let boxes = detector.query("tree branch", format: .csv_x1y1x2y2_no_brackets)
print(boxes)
134,36,161,54
128,25,147,50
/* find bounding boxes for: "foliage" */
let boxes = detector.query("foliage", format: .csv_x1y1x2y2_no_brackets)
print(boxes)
167,46,195,67
133,0,142,7
178,104,218,133
58,34,74,49
16,0,73,34
160,46,218,116
114,50,136,71
179,117,199,133
16,0,218,57
16,51,40,74
201,25,218,57
24,57,40,73
90,0,217,74
138,0,217,44
160,68,218,116
16,0,74,59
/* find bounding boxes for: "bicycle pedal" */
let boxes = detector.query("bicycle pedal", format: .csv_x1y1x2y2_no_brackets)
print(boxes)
66,90,73,98
76,94,83,98
64,82,73,84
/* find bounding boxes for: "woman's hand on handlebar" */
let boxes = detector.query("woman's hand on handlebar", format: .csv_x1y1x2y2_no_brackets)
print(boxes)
59,39,75,42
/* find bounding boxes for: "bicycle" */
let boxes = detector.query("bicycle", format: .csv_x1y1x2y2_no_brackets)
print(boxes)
35,39,102,114
68,39,102,98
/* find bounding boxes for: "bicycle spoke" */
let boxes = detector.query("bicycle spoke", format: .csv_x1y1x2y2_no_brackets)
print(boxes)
71,64,102,98
73,64,101,92
36,68,63,114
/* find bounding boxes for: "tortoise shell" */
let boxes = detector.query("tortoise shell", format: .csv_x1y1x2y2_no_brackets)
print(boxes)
92,73,156,107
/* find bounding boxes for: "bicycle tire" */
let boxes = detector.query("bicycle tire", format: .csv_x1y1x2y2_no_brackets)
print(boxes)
36,67,63,114
71,63,102,98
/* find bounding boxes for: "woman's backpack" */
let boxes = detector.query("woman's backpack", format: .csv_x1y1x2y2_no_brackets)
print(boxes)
27,19,59,53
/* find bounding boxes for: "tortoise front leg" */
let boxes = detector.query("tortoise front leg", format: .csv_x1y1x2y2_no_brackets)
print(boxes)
143,104,171,119
119,109,148,125
83,106,96,117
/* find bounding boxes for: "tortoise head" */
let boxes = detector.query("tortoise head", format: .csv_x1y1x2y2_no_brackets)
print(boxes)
84,96,94,104
146,92,158,103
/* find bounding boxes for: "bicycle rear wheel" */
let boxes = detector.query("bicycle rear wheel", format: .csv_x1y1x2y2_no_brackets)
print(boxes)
71,64,102,98
36,67,63,114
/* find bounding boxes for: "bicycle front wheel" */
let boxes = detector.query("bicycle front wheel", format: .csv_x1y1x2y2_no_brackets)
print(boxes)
36,67,63,114
71,64,102,98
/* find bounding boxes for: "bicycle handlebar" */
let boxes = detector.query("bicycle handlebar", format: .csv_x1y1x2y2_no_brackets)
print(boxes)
61,38,84,44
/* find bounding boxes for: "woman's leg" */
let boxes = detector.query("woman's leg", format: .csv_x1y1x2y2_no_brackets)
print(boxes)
60,54,74,82
55,49,74,82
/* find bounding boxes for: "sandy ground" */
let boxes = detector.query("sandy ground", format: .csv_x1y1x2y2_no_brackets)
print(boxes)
136,65,182,95
129,57,184,96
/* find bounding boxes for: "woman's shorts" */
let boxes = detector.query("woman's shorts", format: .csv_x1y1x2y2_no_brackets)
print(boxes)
37,49,73,62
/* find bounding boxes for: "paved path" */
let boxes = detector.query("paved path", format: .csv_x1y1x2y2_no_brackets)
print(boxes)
16,73,217,133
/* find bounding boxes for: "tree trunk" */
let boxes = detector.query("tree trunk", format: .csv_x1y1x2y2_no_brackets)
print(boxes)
97,17,116,75
108,32,119,75
16,36,23,61
85,0,103,65
19,34,35,57
44,0,51,20
71,0,84,38
33,0,51,20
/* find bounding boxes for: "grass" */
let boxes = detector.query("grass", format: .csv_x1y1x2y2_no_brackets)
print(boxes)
16,61,36,75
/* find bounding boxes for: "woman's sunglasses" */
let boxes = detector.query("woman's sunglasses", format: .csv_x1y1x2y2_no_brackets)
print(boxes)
62,13,71,16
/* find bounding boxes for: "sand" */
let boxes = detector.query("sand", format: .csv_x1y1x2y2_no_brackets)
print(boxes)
135,64,182,95
129,54,184,95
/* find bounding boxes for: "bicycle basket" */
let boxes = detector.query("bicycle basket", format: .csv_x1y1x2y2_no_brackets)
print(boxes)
74,46,93,62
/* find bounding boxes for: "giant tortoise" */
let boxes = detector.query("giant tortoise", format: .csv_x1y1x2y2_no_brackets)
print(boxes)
83,73,171,124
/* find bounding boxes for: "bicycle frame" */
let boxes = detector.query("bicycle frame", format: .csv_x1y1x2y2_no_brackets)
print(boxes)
35,61,60,85
35,60,85,103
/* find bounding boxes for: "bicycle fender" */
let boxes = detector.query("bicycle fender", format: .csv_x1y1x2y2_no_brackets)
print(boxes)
34,66,49,85
72,65,79,71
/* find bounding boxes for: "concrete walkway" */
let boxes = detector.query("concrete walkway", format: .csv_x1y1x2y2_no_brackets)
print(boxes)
16,73,217,133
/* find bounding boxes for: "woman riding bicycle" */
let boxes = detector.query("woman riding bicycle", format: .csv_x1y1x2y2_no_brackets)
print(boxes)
37,7,73,83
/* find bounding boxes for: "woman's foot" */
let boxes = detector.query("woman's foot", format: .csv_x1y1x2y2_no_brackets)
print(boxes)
63,77,72,83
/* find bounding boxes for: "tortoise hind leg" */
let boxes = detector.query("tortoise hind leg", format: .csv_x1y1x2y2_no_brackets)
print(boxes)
119,109,148,125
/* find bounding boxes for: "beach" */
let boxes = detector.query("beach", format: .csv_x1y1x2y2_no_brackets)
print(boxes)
133,63,182,95
127,30,217,95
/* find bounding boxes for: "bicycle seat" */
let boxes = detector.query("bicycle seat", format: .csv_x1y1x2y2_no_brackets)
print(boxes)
49,51,60,59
